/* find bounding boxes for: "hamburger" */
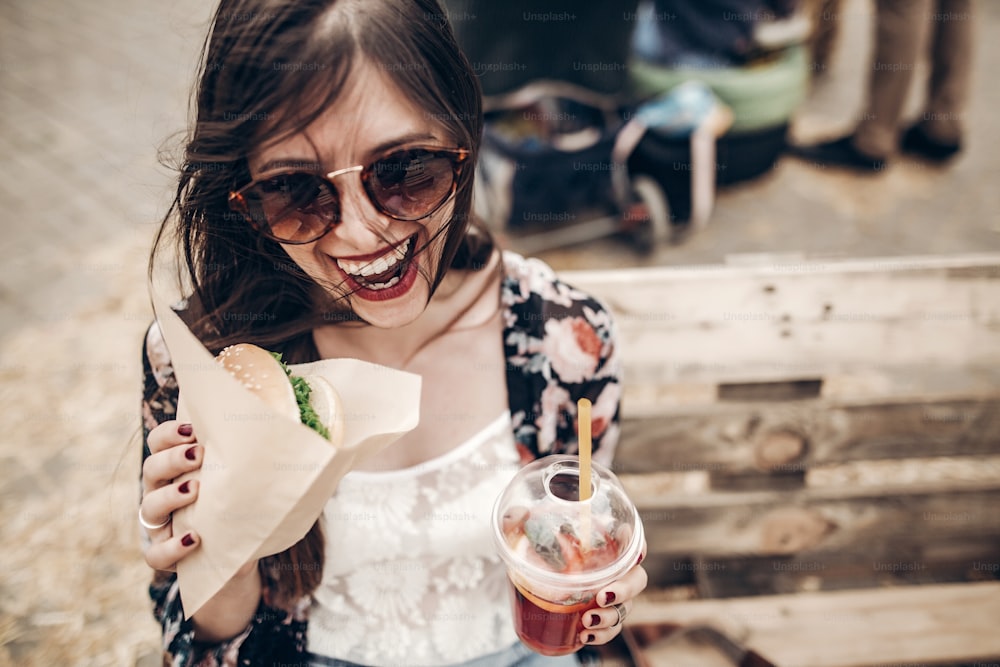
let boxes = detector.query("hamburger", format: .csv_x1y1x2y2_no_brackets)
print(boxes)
215,343,344,443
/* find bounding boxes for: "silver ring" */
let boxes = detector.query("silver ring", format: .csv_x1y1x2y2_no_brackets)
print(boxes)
613,603,629,627
139,506,171,530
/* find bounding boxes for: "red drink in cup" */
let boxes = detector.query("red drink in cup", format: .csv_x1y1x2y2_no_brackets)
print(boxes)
509,582,598,655
491,456,644,656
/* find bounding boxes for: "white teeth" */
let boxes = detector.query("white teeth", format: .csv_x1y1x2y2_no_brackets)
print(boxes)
366,276,401,291
336,238,411,278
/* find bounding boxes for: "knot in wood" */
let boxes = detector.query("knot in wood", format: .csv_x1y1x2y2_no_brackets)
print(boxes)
754,429,805,470
759,508,834,553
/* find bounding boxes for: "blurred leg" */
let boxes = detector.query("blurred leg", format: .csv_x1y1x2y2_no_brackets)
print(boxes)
917,0,973,144
809,0,843,77
852,0,933,157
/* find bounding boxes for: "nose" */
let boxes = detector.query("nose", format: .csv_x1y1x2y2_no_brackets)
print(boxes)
317,174,390,253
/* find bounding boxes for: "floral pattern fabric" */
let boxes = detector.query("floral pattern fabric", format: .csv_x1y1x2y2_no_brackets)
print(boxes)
139,251,622,666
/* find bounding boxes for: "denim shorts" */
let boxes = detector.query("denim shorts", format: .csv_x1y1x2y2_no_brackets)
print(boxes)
307,641,582,667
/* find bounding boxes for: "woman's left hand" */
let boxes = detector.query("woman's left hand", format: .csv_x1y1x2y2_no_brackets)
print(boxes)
579,539,648,647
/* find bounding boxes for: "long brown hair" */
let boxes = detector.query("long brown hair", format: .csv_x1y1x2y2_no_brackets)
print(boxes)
151,0,487,602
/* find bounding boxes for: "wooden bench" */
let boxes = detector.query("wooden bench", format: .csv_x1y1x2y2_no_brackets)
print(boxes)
563,253,1000,667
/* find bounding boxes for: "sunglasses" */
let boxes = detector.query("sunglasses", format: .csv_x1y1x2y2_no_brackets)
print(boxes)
228,146,470,244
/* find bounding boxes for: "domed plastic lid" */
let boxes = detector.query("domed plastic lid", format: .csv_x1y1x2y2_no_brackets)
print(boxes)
491,455,643,598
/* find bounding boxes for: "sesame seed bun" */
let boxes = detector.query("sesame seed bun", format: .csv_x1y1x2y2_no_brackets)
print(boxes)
216,343,342,442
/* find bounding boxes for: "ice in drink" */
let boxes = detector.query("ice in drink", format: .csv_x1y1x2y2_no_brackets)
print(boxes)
491,456,643,656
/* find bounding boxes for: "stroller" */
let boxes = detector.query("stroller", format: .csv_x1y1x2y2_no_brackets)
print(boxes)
442,0,733,255
442,0,806,254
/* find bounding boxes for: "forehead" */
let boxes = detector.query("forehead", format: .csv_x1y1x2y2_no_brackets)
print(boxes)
250,60,445,171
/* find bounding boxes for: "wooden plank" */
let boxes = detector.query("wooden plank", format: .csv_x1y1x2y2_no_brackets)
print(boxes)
624,478,1000,558
562,254,1000,389
615,324,1000,387
617,628,737,667
615,396,1000,473
564,254,1000,325
628,582,1000,667
690,538,1000,598
621,365,1000,412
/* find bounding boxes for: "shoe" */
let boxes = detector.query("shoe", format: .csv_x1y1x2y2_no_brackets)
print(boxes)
900,124,961,162
789,136,887,172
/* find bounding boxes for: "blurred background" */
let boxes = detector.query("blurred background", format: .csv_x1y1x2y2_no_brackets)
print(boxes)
0,0,998,665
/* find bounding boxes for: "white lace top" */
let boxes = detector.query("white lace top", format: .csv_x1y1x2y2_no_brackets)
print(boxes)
306,412,521,666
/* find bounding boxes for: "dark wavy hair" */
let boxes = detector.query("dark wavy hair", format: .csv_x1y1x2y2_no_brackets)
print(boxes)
153,0,488,350
150,0,486,602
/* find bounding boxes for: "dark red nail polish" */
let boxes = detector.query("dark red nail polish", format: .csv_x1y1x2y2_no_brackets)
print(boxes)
586,633,595,644
181,533,195,547
589,613,600,627
178,481,191,494
604,592,616,605
178,423,193,437
637,553,644,565
185,446,197,461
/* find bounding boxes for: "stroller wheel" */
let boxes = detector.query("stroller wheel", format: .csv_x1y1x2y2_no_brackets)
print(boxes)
626,175,671,251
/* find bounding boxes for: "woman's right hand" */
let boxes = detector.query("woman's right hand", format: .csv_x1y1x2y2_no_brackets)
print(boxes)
141,420,262,641
140,420,202,571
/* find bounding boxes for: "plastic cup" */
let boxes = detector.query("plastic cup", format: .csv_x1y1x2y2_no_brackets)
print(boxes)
491,455,644,656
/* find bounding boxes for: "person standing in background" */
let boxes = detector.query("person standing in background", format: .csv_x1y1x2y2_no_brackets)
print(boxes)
792,0,974,171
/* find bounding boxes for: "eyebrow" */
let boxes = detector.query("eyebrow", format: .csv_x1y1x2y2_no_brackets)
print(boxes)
258,132,442,175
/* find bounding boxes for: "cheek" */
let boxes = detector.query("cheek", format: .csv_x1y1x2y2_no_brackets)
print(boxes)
280,245,326,280
422,204,456,260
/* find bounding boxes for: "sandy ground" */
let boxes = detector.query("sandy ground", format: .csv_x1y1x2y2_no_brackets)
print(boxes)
0,3,209,664
1,0,998,665
0,234,160,666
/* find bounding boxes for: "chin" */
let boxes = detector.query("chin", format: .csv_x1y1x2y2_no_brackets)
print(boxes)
352,284,431,329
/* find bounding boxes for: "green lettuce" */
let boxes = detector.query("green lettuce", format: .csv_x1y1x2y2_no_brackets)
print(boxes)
271,352,331,441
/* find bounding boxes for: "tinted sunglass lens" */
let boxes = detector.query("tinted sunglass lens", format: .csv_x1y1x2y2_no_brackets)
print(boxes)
248,173,338,242
370,151,456,219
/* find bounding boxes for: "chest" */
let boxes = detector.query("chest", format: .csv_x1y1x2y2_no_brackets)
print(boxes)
355,314,509,471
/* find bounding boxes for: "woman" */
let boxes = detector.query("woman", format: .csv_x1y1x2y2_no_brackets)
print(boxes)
139,1,646,665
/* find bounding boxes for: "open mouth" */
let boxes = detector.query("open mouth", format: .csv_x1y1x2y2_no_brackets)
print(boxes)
334,234,420,301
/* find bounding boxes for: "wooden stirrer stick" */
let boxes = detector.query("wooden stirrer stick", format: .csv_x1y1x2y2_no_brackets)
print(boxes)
578,398,592,502
578,398,593,551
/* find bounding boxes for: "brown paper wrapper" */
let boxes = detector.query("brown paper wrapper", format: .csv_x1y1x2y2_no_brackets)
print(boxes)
152,293,421,618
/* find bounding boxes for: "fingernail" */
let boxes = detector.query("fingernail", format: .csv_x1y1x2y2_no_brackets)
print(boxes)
178,481,191,494
178,423,193,437
604,592,616,605
589,613,600,627
181,533,195,547
637,553,644,565
585,633,595,644
185,446,197,461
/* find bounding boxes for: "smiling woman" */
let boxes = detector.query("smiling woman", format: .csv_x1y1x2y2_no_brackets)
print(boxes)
236,61,475,328
139,1,644,666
